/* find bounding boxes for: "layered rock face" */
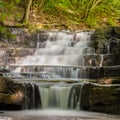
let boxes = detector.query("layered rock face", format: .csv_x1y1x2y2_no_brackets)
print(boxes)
68,26,120,114
77,26,120,114
0,77,41,110
81,83,120,115
0,26,120,114
0,77,24,110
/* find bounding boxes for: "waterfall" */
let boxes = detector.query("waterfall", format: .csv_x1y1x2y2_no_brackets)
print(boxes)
12,31,93,80
99,55,104,67
68,83,84,110
23,83,41,109
23,83,27,109
30,83,35,108
8,31,94,110
39,84,71,109
36,34,40,49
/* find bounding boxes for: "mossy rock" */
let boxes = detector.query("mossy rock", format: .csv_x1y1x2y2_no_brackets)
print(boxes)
114,27,120,34
0,77,23,93
0,77,42,110
91,26,120,54
98,77,120,84
0,77,24,110
80,83,120,114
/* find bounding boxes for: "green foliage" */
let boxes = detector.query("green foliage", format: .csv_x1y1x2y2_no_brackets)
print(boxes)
0,0,20,34
32,0,45,12
41,0,120,28
0,0,120,29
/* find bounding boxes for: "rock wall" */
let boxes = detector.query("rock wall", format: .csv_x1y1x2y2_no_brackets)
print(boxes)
91,26,120,54
0,77,41,110
80,83,120,115
79,26,120,114
0,77,24,110
0,26,120,113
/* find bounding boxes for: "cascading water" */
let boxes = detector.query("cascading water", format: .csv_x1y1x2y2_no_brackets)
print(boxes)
13,31,93,79
68,83,84,110
39,84,71,109
1,27,120,120
9,31,95,109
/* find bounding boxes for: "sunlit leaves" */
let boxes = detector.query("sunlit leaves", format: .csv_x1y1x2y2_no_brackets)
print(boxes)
0,0,4,9
39,0,120,27
0,0,119,29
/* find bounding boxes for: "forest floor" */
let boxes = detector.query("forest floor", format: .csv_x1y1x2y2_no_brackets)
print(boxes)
2,6,120,31
25,11,119,31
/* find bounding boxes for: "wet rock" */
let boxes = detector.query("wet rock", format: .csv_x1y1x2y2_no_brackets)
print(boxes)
68,84,82,109
82,66,120,79
36,30,49,42
91,26,120,54
5,48,35,57
114,27,120,34
0,91,23,104
98,77,120,84
84,54,120,66
0,77,24,110
80,83,120,115
0,66,9,73
0,77,41,110
103,66,120,78
23,83,41,109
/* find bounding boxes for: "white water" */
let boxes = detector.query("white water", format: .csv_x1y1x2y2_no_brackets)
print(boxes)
11,31,93,109
39,84,71,109
2,31,120,119
15,31,92,67
13,31,93,80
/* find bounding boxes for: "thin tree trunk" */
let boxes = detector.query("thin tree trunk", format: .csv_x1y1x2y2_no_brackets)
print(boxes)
21,0,32,23
85,0,102,19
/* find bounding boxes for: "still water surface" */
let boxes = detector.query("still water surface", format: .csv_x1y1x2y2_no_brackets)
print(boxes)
0,110,120,120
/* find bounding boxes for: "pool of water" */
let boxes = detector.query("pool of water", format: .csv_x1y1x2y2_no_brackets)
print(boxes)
1,110,120,120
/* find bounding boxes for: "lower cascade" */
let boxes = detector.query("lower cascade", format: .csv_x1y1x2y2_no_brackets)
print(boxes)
1,28,120,115
23,82,83,110
39,84,71,109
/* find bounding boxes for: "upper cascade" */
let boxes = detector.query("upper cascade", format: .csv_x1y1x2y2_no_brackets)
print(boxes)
9,31,99,79
15,31,93,67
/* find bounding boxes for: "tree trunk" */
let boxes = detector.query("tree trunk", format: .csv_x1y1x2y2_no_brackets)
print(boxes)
21,0,32,23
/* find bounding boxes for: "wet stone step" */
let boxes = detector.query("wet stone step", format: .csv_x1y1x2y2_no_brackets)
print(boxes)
84,54,120,66
0,57,24,65
88,66,120,79
98,77,120,84
0,54,120,67
2,65,119,79
0,48,35,57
